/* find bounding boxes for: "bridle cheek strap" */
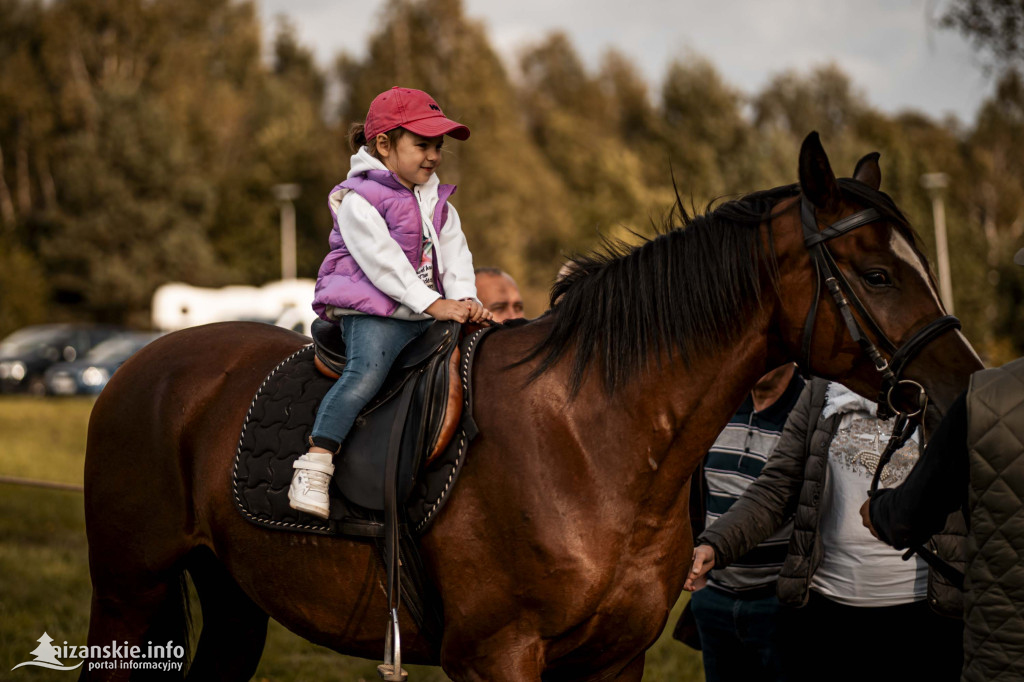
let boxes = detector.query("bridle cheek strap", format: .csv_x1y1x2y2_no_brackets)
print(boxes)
799,198,886,375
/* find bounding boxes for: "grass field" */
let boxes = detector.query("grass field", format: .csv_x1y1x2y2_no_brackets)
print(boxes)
0,396,703,681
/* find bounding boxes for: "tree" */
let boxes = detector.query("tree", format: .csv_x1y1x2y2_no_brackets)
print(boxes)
941,0,1024,72
518,35,662,245
659,56,756,201
0,0,344,327
0,235,49,337
966,69,1024,357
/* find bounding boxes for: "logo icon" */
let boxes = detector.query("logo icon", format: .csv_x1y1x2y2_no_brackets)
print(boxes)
428,104,441,111
11,632,83,671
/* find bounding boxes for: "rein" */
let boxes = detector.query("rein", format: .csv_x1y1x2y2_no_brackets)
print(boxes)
797,195,965,589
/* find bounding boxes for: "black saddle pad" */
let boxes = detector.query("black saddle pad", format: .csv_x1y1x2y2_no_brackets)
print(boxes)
232,345,471,537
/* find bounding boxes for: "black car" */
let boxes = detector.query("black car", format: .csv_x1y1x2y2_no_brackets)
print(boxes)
0,324,127,395
44,332,161,395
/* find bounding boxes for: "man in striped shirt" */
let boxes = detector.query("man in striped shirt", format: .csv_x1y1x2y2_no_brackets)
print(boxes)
686,363,803,682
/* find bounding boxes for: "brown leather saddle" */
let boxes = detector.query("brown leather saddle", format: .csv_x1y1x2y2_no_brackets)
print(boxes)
232,319,493,536
311,318,463,477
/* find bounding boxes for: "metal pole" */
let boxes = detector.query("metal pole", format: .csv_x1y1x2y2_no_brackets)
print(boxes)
280,200,296,281
921,173,954,315
272,184,301,281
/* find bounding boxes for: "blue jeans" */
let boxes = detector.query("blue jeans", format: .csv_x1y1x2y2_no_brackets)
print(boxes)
689,585,788,682
310,316,433,451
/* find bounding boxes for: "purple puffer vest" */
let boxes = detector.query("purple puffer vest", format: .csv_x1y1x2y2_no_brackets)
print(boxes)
313,169,456,320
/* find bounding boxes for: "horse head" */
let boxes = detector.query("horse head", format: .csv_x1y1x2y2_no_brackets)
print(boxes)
776,131,982,429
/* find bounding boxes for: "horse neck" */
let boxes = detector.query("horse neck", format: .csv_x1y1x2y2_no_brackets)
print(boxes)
636,315,771,467
540,306,776,512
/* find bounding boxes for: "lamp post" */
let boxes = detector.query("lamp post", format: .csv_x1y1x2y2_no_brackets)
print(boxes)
272,183,301,281
921,172,954,314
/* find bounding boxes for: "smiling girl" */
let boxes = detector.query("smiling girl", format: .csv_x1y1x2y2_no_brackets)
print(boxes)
289,86,493,519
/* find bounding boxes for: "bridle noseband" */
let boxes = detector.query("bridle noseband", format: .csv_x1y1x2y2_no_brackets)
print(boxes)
797,195,961,423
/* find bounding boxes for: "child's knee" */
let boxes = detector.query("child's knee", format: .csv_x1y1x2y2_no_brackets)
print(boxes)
342,366,388,403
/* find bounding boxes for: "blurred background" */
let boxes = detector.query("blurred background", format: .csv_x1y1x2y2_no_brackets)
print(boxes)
0,0,1022,362
1,0,1023,678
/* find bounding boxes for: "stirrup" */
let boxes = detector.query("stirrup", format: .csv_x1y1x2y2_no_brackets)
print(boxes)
376,608,408,682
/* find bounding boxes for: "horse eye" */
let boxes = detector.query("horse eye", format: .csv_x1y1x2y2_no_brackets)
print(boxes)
863,270,892,287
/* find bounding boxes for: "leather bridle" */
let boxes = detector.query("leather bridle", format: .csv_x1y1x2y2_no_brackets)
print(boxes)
795,194,968,588
797,195,961,425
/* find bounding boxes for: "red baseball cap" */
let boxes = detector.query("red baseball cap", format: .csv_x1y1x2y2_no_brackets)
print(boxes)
364,86,470,141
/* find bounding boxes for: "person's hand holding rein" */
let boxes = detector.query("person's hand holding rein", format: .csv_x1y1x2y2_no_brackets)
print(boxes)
684,544,716,592
426,298,494,324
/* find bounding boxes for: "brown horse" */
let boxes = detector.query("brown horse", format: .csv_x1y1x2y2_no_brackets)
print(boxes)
83,133,981,681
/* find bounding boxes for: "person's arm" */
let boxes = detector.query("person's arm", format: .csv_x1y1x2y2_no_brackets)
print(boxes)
866,391,968,549
434,205,478,302
338,193,441,314
696,382,814,568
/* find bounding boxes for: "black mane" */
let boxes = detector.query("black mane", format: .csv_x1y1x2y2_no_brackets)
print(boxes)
521,179,913,397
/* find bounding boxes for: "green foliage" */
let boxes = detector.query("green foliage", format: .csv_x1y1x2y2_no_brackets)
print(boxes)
661,57,756,199
0,0,338,326
941,0,1024,72
0,238,49,337
0,396,94,485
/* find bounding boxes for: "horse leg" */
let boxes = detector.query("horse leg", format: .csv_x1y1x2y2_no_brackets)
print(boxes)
440,631,545,682
84,567,190,681
186,548,268,681
83,386,201,679
608,654,645,681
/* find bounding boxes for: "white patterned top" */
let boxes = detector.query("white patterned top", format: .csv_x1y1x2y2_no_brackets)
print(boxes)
810,383,928,606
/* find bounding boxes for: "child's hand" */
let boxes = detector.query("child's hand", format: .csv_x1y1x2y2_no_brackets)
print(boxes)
464,299,494,324
426,299,493,324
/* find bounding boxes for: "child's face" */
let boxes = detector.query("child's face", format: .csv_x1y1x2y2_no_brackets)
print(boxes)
377,131,444,190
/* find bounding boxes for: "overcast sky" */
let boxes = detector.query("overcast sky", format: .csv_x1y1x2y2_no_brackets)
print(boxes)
253,0,993,124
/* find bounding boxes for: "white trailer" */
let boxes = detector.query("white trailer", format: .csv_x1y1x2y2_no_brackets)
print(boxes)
151,280,318,336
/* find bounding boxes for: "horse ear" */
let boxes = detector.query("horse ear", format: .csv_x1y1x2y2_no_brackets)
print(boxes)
853,152,882,190
799,131,840,211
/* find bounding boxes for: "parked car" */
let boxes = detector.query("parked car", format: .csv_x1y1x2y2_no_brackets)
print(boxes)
44,332,162,395
0,324,127,395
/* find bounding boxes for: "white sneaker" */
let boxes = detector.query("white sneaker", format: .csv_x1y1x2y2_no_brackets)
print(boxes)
288,452,335,519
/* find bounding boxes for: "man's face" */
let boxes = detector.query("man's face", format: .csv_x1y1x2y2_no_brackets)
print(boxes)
476,273,525,323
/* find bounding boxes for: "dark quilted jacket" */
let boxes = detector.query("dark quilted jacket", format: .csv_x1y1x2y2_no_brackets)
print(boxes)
963,358,1024,681
699,377,965,617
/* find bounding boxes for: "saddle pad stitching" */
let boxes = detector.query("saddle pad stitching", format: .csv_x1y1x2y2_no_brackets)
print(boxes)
415,432,466,533
232,344,331,533
412,327,487,532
